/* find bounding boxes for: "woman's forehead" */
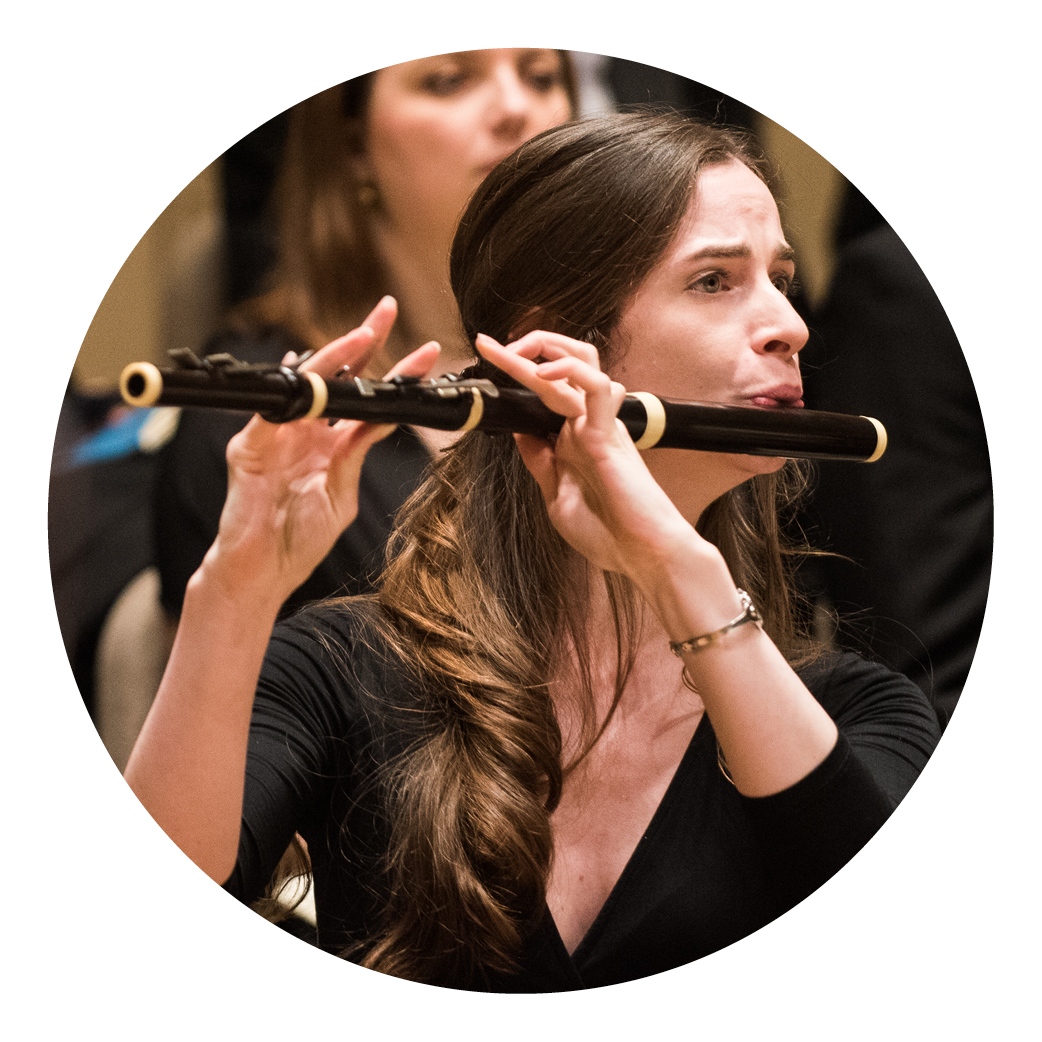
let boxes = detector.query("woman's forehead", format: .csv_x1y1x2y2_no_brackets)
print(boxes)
675,163,785,245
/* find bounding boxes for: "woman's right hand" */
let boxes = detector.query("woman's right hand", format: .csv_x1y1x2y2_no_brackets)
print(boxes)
200,296,440,609
126,297,438,883
128,300,441,884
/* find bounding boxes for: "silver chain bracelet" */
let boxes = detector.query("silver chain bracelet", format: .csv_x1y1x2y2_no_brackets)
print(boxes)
668,589,762,656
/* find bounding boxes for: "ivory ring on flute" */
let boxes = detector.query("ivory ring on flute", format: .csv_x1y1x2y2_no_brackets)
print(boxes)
302,371,328,419
861,415,888,462
455,387,485,433
630,392,667,449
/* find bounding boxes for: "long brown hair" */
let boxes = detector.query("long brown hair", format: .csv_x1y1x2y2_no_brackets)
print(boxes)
238,53,579,354
343,112,819,987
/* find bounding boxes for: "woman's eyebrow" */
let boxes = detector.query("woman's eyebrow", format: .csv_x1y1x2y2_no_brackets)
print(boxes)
680,242,796,263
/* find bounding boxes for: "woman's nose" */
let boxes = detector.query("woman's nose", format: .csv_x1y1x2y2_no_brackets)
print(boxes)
755,288,809,359
488,68,537,136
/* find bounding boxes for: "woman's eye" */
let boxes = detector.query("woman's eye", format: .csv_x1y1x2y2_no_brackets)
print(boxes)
692,272,727,294
772,272,797,296
421,71,467,96
526,68,563,93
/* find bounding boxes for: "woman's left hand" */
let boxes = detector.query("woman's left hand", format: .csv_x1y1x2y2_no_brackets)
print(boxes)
475,331,701,581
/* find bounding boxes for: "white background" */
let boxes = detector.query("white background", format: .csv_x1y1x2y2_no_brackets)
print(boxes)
4,3,1036,1038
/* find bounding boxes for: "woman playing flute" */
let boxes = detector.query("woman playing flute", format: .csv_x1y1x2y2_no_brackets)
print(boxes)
125,111,940,991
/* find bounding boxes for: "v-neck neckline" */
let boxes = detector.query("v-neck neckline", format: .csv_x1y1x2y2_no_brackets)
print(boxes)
548,710,716,966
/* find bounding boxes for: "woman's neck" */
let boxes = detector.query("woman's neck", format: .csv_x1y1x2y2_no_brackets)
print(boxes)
552,569,699,765
372,223,475,375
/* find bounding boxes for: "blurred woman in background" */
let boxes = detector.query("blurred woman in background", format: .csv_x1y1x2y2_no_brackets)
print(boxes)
155,49,577,620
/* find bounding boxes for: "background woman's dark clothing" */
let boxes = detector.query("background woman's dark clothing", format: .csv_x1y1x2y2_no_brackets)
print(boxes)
49,390,174,713
154,325,431,619
801,213,992,729
224,602,940,992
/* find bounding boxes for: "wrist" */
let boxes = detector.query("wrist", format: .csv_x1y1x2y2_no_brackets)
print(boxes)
188,551,288,626
627,531,742,642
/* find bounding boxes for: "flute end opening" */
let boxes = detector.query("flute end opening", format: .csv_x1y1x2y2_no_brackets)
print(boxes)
119,362,163,408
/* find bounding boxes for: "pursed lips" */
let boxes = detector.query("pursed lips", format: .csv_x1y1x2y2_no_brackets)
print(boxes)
745,386,804,408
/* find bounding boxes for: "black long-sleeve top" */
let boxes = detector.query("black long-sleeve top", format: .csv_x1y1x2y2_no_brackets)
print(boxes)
224,601,940,991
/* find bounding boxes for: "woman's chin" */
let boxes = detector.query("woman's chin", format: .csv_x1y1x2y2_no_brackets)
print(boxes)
645,448,786,519
734,453,789,476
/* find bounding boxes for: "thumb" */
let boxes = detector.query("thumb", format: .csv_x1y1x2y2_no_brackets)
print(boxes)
514,433,560,504
324,419,397,508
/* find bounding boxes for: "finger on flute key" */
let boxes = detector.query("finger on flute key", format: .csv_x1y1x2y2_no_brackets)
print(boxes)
300,296,399,378
476,334,584,416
